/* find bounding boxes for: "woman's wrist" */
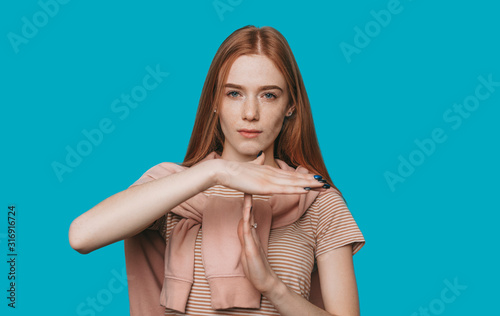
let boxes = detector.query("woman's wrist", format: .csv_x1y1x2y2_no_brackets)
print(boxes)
262,276,289,305
198,159,226,188
212,159,232,187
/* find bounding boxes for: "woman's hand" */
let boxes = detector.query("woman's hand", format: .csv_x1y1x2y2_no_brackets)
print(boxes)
237,192,280,295
215,152,327,195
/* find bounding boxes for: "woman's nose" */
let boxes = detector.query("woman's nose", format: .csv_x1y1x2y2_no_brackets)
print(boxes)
242,97,259,120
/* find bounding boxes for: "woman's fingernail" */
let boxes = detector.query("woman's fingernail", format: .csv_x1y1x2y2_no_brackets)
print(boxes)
304,187,311,191
257,150,263,157
322,183,331,189
314,175,322,180
318,179,326,183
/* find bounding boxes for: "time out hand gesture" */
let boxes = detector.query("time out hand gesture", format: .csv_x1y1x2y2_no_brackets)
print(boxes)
237,192,279,295
215,152,328,195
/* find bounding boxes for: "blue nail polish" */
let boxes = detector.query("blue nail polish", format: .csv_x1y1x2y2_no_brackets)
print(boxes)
257,150,263,157
314,175,322,180
304,187,311,191
322,184,330,189
318,179,326,183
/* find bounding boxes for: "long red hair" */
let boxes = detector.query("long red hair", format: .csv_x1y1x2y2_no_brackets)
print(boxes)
182,25,345,202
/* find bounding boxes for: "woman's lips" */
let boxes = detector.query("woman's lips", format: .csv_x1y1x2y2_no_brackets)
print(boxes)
238,131,261,138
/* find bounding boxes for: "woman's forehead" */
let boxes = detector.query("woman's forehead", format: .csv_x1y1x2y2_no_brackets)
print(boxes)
225,54,286,88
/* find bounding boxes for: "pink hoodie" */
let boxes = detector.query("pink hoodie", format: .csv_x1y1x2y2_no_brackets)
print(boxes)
124,151,333,314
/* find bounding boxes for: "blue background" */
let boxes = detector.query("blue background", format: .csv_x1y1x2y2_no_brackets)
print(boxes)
1,0,499,315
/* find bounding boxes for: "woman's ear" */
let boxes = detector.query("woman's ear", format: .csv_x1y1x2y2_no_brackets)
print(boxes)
286,104,296,117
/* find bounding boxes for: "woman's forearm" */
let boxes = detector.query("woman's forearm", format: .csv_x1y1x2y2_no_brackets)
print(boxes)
264,280,337,316
68,159,221,254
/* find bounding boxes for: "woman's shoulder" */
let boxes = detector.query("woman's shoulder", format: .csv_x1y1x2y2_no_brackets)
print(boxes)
306,188,347,217
139,151,218,180
144,161,186,175
131,161,186,186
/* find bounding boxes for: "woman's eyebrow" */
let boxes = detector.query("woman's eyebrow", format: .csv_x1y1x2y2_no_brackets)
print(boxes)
224,83,283,92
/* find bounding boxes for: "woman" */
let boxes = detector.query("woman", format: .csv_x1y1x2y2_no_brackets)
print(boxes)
69,25,365,316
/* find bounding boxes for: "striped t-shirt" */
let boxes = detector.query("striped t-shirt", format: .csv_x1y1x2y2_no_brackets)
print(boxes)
148,184,365,315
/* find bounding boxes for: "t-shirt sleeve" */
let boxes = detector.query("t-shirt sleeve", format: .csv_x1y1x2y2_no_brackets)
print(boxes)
314,190,365,257
128,162,178,231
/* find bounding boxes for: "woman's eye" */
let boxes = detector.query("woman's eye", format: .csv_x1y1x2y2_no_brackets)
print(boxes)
227,91,240,98
264,93,277,99
226,91,277,99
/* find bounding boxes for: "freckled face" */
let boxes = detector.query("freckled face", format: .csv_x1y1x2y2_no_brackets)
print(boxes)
218,54,294,162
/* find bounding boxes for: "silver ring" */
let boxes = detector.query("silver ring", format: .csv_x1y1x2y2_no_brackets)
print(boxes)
251,223,258,229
